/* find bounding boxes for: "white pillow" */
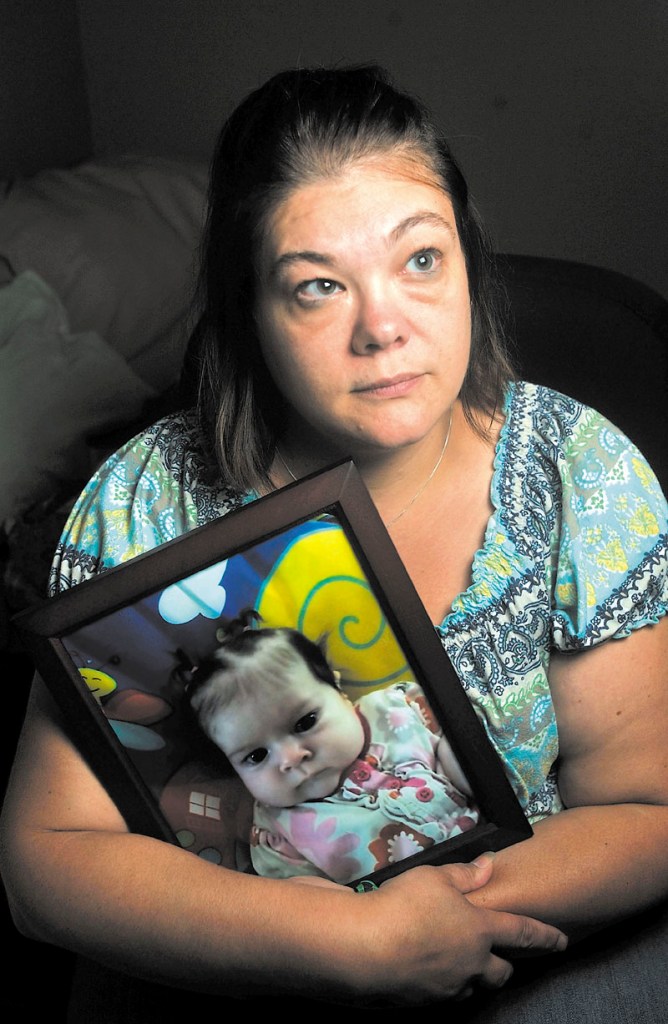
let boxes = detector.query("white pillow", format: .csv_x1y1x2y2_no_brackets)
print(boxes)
0,271,155,525
0,156,209,389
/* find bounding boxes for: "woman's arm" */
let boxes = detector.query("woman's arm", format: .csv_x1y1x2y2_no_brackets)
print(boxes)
466,616,668,936
0,676,566,1005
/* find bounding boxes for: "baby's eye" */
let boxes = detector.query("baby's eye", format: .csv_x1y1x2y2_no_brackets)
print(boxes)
243,747,268,765
294,711,318,733
295,278,342,302
406,249,440,273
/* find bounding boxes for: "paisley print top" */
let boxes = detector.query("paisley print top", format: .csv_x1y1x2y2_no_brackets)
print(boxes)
50,382,668,822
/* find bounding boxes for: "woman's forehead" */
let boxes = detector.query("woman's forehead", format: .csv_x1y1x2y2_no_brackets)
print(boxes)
259,156,456,268
287,149,446,211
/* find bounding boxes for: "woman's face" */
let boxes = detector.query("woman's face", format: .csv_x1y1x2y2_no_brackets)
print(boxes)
254,156,472,460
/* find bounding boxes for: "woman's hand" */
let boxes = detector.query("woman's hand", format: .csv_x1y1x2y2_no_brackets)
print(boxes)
286,854,567,1006
336,853,566,1005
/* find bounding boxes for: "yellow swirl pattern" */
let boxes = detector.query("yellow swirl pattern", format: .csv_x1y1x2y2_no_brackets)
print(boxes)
256,526,414,697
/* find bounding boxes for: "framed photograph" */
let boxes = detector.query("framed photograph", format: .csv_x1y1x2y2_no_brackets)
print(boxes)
15,460,531,889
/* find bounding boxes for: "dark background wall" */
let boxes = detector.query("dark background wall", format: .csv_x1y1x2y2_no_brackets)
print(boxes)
0,0,91,176
76,0,668,299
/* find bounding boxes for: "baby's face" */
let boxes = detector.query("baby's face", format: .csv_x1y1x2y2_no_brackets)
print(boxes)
209,663,365,807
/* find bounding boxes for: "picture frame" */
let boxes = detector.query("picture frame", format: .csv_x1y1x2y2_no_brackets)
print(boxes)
14,460,532,889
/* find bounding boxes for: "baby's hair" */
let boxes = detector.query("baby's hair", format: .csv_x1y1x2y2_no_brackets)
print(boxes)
186,610,339,736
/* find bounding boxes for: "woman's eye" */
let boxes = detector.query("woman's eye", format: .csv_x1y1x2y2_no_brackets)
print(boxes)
295,278,341,302
244,747,268,765
295,711,318,733
406,249,440,273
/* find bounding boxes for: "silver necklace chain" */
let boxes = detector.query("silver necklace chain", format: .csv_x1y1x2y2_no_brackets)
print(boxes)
275,407,453,526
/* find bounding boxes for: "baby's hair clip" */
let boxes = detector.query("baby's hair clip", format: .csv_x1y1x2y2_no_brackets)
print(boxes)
215,607,262,644
172,648,199,693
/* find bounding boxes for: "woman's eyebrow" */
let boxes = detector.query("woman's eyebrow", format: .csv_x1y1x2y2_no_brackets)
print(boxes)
271,250,335,277
390,211,456,245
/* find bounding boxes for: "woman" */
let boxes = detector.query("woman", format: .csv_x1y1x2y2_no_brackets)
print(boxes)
1,65,666,1017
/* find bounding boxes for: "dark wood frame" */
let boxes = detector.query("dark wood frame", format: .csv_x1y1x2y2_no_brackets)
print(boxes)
14,460,532,888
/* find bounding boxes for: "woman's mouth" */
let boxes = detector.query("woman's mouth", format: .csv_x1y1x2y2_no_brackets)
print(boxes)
353,374,422,398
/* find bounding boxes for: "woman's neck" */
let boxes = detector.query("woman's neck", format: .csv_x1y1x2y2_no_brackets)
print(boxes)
273,405,461,527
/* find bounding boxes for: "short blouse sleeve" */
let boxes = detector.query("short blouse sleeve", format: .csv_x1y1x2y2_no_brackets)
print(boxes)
49,410,248,595
550,405,668,649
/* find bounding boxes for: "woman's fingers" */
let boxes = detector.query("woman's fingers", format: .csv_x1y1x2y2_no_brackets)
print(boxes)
359,861,568,1005
477,953,514,991
436,852,496,893
438,856,568,955
488,907,568,956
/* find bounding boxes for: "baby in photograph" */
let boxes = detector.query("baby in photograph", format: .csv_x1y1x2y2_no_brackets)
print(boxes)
187,612,479,884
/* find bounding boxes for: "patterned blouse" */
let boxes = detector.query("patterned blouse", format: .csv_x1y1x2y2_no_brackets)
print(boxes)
50,382,668,822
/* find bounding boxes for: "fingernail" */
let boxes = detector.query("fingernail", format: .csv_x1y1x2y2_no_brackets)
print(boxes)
472,851,496,866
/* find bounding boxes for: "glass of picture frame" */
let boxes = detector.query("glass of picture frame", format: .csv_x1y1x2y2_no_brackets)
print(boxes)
14,460,531,890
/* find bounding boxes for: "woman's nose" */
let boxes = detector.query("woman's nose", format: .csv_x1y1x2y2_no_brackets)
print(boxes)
279,739,311,772
351,285,410,354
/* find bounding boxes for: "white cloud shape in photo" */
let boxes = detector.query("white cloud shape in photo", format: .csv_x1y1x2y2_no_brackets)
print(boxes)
158,560,228,624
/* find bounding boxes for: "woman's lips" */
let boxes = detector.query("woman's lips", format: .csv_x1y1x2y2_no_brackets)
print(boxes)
353,374,422,398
